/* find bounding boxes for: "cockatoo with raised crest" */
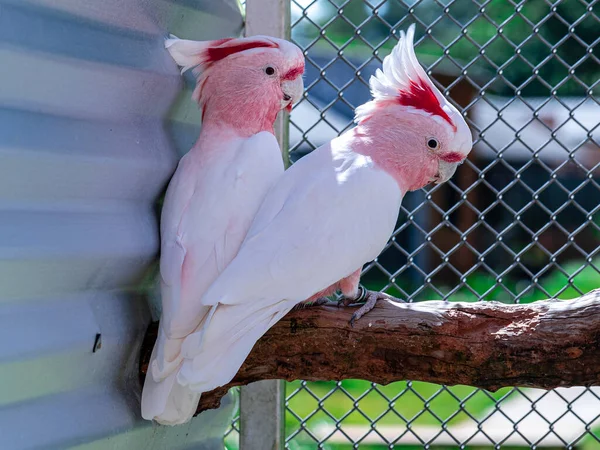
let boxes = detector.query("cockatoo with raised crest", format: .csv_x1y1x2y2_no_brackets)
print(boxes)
141,35,304,425
173,24,473,398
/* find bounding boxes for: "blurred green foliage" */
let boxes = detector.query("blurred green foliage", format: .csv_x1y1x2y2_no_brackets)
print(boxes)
362,257,600,303
294,0,599,97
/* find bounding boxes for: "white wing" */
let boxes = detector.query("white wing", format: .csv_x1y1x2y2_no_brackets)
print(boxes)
159,131,284,340
177,140,403,391
142,131,284,423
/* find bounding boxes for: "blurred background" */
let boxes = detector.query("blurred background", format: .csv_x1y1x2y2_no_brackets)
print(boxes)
289,0,600,305
226,0,600,448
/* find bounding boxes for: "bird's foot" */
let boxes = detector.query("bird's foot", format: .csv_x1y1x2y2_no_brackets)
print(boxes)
337,288,404,327
336,287,368,308
292,297,332,311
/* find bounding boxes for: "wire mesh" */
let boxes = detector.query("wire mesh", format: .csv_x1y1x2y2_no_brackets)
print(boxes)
224,386,241,447
222,0,600,448
282,0,600,448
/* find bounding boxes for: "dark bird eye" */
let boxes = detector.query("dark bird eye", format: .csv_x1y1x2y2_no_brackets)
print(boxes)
427,138,439,150
265,66,275,75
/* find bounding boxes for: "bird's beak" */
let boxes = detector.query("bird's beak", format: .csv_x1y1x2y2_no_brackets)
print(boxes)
281,77,304,111
434,159,460,184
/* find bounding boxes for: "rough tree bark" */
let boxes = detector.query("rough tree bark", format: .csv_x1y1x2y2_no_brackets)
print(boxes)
139,289,600,414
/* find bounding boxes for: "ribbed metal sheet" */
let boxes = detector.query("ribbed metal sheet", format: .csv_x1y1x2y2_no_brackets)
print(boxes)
0,0,243,448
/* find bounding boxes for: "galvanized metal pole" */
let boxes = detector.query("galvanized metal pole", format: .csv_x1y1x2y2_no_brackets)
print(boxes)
244,0,291,167
240,1,290,449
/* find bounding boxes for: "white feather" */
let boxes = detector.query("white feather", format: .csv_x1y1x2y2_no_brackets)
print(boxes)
164,36,212,74
141,324,200,425
164,35,288,76
355,23,449,124
178,299,292,392
177,136,404,392
141,131,284,424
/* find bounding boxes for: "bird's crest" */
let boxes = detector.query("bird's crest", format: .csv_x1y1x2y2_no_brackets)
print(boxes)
165,35,281,106
355,24,456,131
165,35,279,75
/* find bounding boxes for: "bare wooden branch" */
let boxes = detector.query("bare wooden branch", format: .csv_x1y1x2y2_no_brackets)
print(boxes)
139,289,600,415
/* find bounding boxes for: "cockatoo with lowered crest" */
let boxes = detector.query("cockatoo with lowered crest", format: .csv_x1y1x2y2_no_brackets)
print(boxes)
141,35,304,425
172,24,473,397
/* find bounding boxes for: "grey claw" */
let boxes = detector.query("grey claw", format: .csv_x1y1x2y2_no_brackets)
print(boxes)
337,297,353,308
346,290,404,326
312,297,331,307
292,297,331,311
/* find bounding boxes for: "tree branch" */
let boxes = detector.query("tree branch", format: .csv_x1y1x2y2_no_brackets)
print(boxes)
139,289,600,414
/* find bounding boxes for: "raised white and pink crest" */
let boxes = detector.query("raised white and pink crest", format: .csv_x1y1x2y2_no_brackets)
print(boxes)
355,25,463,134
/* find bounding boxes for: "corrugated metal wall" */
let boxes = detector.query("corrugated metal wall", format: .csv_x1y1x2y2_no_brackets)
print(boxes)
0,1,243,448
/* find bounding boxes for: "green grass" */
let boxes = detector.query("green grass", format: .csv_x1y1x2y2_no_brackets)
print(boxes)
580,428,600,450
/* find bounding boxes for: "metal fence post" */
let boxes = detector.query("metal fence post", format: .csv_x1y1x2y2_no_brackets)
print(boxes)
240,1,290,449
245,0,291,168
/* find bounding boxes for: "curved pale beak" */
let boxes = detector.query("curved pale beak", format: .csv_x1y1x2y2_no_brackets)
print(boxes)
434,159,460,184
433,132,472,184
281,77,304,112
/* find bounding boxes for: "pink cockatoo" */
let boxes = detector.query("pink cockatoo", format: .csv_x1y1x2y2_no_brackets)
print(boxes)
141,35,304,425
173,24,473,396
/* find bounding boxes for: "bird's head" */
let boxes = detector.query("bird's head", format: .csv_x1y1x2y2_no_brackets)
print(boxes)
165,35,304,134
354,25,472,192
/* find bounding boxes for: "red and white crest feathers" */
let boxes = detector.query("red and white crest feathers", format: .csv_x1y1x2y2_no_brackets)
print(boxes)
355,24,457,131
165,35,304,109
164,35,279,75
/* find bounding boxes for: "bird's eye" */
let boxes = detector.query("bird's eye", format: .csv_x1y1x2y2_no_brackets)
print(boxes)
427,138,439,150
265,66,275,76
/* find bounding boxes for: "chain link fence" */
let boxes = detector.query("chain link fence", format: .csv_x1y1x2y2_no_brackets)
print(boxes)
227,0,600,448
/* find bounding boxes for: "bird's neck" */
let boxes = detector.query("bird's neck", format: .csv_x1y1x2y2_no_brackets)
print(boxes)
192,121,269,154
198,81,280,137
200,105,277,137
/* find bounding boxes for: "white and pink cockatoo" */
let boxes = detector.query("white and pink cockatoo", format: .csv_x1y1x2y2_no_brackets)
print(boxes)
173,24,473,396
141,35,304,425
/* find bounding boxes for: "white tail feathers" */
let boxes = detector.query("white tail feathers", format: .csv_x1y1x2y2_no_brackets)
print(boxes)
176,300,294,393
150,326,184,381
141,300,289,424
141,369,200,425
141,324,201,425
